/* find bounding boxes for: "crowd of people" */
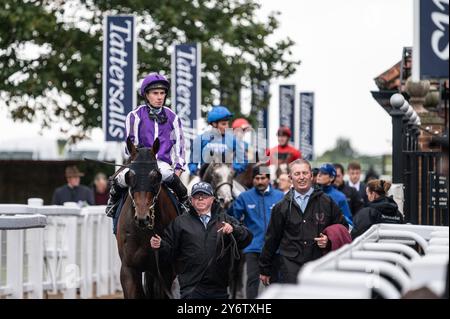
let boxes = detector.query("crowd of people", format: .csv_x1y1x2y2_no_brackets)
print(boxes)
52,72,405,299
51,166,109,207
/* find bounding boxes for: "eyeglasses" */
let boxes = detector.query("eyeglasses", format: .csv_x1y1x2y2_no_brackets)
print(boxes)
191,193,213,200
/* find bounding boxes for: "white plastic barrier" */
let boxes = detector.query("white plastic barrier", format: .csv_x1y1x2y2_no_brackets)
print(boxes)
348,251,412,274
0,214,47,299
356,242,421,261
0,201,122,299
409,254,449,296
259,271,401,299
262,223,448,299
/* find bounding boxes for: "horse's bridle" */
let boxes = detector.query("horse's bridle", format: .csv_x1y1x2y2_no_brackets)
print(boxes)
129,184,161,230
128,159,162,230
214,181,233,196
202,162,234,196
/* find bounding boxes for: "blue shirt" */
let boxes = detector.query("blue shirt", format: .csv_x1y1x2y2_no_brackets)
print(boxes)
198,212,211,228
294,187,314,212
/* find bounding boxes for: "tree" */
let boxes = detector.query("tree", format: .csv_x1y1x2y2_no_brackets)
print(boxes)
0,0,300,139
316,137,359,163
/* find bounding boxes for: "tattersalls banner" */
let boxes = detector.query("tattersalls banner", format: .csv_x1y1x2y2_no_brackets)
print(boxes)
171,43,201,153
299,92,314,160
103,15,137,142
279,85,296,142
413,0,449,80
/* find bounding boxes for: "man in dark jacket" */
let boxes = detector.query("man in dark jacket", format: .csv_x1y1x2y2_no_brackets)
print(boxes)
52,166,94,206
259,159,348,285
347,161,369,206
333,163,364,216
150,181,252,299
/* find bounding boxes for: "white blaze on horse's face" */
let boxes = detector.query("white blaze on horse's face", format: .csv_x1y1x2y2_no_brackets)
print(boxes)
214,165,233,209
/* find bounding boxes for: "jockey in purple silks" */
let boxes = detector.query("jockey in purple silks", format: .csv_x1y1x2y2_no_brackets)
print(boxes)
106,73,188,218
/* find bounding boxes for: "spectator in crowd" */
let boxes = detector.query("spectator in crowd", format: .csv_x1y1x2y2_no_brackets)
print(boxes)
232,117,251,139
233,165,284,298
92,172,109,205
259,159,347,285
266,126,301,166
351,179,404,239
333,163,364,216
276,173,292,194
316,163,353,227
312,167,320,189
232,117,256,164
150,182,252,299
364,165,380,184
52,165,94,206
347,161,369,205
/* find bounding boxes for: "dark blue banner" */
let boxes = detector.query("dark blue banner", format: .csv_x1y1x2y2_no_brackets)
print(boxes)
252,81,269,129
103,15,136,142
171,43,201,153
415,0,449,79
279,85,295,142
299,92,314,160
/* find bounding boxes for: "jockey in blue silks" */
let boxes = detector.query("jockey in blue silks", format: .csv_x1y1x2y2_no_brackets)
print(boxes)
188,105,248,177
106,73,188,218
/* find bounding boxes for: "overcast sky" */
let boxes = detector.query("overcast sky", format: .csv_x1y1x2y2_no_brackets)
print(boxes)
0,0,414,157
258,0,414,156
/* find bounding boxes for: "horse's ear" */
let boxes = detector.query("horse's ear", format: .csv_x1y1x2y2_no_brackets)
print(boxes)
152,138,160,156
125,169,136,187
126,137,137,156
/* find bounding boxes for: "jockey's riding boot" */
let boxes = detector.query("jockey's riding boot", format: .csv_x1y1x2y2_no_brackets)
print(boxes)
167,174,189,214
105,180,125,218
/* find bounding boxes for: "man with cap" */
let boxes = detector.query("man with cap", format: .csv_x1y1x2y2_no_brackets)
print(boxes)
266,126,302,166
52,165,94,206
232,164,284,298
316,163,353,227
106,72,188,218
150,181,252,299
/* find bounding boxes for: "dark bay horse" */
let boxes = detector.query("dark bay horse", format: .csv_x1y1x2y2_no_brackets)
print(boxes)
116,137,178,299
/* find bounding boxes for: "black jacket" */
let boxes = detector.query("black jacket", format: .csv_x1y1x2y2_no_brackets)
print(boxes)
351,195,404,239
335,183,364,216
51,184,95,205
259,188,348,276
346,181,369,206
160,200,252,295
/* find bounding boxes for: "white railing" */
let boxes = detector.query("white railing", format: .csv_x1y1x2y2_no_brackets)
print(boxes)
0,214,47,299
260,223,449,299
0,201,122,299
